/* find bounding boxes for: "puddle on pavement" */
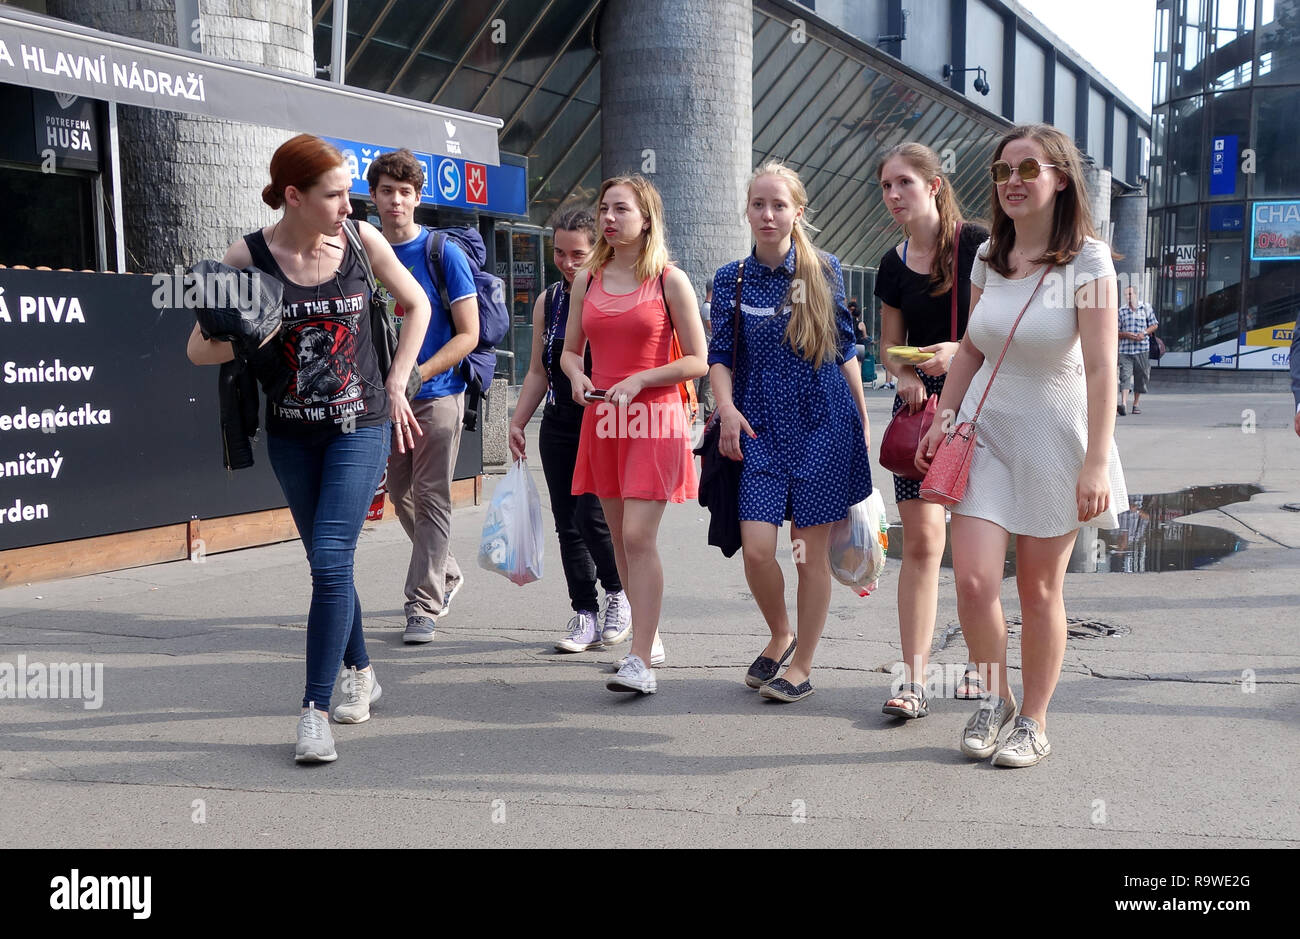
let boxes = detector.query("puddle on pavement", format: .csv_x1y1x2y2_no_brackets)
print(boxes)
886,483,1261,575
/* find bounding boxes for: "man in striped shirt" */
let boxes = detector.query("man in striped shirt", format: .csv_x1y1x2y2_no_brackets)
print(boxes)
1118,286,1158,415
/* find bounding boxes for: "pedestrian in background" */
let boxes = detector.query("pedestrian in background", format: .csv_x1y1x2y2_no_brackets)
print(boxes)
1117,285,1158,415
367,149,479,646
709,161,872,703
562,174,707,695
186,134,430,763
874,141,988,719
916,124,1128,768
509,205,631,654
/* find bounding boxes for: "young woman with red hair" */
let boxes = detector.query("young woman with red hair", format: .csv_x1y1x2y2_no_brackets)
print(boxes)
187,134,431,763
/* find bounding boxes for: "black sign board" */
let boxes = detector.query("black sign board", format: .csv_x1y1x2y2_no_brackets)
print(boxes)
0,268,287,551
31,89,98,170
0,268,483,553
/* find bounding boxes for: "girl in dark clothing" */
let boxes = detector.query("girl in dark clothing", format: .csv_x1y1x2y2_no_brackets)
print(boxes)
874,141,987,719
509,207,631,656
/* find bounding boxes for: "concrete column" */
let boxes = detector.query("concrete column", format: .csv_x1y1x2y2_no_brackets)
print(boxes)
1083,163,1113,247
599,0,752,300
48,0,313,273
1111,192,1151,295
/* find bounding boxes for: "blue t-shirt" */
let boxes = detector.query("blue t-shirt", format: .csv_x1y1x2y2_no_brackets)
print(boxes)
391,229,475,399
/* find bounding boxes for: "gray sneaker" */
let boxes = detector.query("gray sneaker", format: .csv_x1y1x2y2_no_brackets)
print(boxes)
600,590,632,645
403,615,436,644
295,704,337,762
332,666,381,724
992,715,1052,767
959,694,1018,759
606,653,657,694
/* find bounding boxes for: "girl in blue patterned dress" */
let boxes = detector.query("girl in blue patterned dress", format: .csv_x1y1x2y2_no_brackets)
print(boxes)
708,161,873,703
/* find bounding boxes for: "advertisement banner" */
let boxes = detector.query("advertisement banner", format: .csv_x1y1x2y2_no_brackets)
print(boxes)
1250,201,1300,261
1236,321,1295,370
30,89,98,170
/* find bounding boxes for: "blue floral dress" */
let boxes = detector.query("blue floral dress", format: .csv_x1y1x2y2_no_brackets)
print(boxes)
707,246,872,528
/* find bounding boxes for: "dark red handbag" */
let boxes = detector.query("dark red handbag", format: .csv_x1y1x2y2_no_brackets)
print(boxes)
878,222,961,480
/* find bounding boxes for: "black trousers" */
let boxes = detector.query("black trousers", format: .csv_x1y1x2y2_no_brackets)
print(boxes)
538,405,622,613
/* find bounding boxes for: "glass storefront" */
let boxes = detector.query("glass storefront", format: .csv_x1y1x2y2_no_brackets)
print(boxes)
1149,0,1300,369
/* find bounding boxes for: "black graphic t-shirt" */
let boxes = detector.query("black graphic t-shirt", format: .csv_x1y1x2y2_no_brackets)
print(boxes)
244,229,388,439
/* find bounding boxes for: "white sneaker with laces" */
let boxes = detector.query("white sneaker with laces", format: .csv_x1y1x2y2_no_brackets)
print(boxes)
615,635,664,668
600,590,632,645
295,703,338,762
555,610,602,652
332,666,381,724
606,653,657,694
991,715,1052,767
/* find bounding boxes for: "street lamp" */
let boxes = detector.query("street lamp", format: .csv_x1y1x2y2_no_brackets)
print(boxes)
943,64,990,96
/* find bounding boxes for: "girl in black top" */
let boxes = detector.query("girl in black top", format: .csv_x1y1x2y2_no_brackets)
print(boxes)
508,206,628,656
874,142,988,719
187,134,430,764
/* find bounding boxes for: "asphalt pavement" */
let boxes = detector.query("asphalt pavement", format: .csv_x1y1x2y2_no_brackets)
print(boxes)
0,379,1297,848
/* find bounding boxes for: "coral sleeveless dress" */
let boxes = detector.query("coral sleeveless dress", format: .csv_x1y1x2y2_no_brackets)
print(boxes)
570,267,698,503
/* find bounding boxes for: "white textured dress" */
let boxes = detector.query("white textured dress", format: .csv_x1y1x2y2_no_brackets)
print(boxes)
952,237,1128,537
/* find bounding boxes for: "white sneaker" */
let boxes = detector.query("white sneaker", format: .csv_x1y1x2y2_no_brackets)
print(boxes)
555,610,602,652
600,590,632,645
615,635,665,668
606,653,657,694
295,704,337,762
991,715,1052,767
332,666,381,724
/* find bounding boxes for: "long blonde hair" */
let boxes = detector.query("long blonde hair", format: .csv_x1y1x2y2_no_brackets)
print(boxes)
877,142,968,297
584,174,670,283
749,161,837,369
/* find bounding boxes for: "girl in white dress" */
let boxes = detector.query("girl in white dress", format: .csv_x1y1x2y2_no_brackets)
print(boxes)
916,124,1127,768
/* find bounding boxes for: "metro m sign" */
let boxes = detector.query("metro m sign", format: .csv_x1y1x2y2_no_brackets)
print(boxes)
466,162,488,205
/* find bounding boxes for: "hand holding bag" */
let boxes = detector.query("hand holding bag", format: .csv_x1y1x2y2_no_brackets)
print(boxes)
920,264,1052,506
878,222,961,480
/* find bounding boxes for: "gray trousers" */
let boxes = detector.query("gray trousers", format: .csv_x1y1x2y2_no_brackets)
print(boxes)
1118,352,1150,395
387,393,464,618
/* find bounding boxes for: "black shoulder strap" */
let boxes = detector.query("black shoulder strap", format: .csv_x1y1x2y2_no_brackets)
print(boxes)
243,230,279,278
428,230,454,313
341,219,374,292
545,281,562,332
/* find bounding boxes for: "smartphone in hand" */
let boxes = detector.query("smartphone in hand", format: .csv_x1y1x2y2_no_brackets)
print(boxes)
583,389,608,402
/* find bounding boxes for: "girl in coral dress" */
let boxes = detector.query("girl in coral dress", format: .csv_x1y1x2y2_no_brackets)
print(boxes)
561,174,708,696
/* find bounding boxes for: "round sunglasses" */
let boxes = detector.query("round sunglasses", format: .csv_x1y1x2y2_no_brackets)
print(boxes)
990,158,1058,184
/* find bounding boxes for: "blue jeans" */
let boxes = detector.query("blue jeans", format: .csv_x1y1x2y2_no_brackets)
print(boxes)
268,424,390,711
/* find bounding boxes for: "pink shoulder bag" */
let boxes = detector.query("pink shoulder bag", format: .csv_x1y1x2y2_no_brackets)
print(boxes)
919,264,1052,506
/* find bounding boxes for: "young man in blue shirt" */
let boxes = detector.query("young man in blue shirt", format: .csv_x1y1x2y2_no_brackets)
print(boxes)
367,150,479,645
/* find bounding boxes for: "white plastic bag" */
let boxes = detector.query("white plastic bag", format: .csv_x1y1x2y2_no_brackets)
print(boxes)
478,459,544,586
827,489,889,597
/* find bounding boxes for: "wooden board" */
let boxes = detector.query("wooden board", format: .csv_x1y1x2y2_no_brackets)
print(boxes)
0,475,484,588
